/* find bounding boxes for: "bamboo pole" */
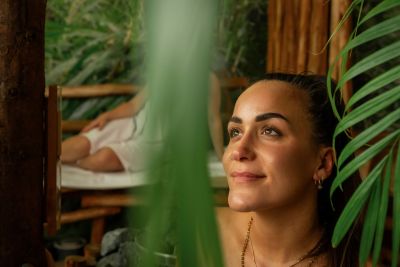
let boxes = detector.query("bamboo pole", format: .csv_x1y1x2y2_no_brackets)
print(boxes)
280,0,289,72
274,0,283,72
338,0,352,104
297,0,311,72
319,1,329,74
329,0,341,80
307,0,328,74
267,0,276,72
284,0,297,73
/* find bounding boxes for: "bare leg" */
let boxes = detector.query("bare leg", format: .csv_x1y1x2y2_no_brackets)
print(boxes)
76,147,124,172
61,135,91,163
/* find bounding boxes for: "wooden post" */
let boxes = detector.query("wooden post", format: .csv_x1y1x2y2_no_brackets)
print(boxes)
0,1,47,265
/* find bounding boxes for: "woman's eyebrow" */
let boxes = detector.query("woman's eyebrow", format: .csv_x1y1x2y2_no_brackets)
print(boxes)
229,116,242,123
229,113,289,124
255,112,289,122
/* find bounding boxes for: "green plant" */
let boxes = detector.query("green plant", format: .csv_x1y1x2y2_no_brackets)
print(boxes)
45,0,145,121
327,1,400,266
140,1,223,266
45,0,266,124
216,0,266,76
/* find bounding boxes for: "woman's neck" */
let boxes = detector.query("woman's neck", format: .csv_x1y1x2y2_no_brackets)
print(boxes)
249,198,324,266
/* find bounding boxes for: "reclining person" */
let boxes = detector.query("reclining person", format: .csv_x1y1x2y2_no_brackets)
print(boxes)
61,74,224,172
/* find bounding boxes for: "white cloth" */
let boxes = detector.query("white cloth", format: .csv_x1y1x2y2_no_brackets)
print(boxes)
61,152,227,189
82,104,157,172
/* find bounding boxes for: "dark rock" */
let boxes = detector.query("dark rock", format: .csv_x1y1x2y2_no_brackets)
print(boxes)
101,228,134,256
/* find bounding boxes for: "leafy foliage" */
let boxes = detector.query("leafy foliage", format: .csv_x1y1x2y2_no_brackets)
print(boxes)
215,0,266,76
328,1,400,266
46,0,144,86
45,0,267,122
45,0,144,120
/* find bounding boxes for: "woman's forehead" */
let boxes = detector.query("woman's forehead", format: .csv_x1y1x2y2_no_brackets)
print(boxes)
234,80,309,114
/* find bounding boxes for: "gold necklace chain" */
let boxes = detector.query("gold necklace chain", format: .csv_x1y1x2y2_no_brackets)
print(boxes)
241,217,254,267
241,217,320,267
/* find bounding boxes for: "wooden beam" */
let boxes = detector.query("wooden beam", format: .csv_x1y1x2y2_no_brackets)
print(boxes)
60,207,121,224
45,83,139,98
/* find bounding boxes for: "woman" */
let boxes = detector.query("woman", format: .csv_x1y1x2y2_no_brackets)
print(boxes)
218,73,359,267
61,73,224,172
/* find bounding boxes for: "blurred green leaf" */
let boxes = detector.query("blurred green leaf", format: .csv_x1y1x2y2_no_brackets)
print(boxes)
142,0,222,266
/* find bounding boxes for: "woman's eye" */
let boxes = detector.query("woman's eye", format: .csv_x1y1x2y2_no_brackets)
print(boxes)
228,128,240,138
261,127,281,136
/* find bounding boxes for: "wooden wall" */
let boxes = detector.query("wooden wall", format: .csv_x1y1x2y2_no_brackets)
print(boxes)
266,0,352,101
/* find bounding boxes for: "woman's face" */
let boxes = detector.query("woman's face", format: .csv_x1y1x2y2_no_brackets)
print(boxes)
223,80,323,212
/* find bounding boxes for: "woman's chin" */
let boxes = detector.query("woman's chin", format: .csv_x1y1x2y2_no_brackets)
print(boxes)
228,192,256,212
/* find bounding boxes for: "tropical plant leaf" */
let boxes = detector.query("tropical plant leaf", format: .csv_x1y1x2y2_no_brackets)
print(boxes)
334,85,400,138
325,0,363,47
338,40,400,89
343,15,400,56
359,177,381,266
372,149,393,266
359,0,400,24
327,7,400,119
331,129,399,196
67,50,113,86
337,108,400,168
346,64,400,110
329,2,400,264
392,141,400,267
332,157,386,247
46,57,79,85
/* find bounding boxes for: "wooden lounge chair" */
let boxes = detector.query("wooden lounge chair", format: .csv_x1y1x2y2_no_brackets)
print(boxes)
44,76,249,262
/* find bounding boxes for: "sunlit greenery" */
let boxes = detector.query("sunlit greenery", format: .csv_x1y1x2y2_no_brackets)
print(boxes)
45,0,266,122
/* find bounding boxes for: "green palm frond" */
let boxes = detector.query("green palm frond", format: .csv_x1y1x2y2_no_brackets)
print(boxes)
328,1,400,266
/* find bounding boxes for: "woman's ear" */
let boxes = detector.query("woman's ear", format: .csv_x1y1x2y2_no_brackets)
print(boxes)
313,147,334,182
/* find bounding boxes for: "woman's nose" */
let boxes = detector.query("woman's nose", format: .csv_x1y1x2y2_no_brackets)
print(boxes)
230,136,255,161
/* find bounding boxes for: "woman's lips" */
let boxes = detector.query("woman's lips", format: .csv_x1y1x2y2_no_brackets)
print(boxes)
230,171,266,182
